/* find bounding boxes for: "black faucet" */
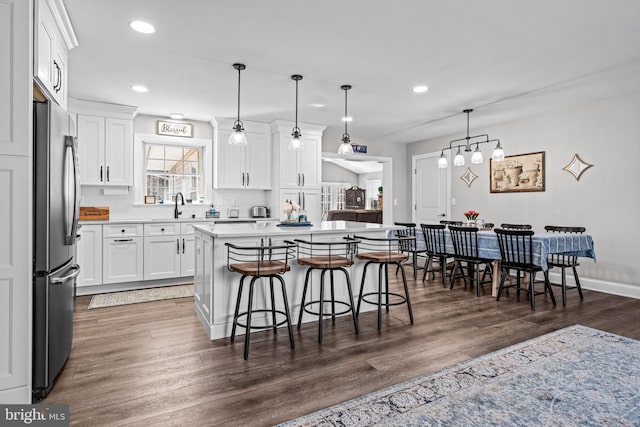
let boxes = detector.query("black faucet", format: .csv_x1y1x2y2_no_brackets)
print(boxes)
174,192,185,219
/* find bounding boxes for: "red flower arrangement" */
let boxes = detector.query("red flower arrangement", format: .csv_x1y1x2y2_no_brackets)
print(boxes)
464,210,479,220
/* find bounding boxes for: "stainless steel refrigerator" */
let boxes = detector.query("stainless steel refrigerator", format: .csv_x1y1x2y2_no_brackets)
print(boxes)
32,100,80,401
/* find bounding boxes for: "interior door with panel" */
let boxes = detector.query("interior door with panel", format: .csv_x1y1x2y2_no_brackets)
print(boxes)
413,152,449,224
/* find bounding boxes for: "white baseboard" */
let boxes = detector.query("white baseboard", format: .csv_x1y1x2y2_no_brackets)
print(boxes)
547,271,640,299
0,384,31,404
76,277,193,296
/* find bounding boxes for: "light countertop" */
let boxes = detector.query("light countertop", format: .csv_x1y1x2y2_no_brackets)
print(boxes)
193,220,392,238
79,217,278,225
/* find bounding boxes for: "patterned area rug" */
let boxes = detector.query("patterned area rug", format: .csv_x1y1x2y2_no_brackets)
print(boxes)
280,325,640,426
88,284,194,309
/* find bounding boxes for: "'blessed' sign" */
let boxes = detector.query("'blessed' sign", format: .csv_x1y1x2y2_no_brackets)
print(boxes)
157,121,193,138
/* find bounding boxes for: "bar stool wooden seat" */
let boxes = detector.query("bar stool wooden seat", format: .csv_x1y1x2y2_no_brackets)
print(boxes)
354,235,414,331
225,239,296,360
293,238,359,343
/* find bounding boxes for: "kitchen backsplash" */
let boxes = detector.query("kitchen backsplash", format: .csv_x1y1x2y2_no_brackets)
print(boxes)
80,187,269,220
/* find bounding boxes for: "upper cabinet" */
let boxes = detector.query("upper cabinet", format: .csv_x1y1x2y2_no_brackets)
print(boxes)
34,0,78,110
213,118,272,190
69,99,137,186
271,121,326,190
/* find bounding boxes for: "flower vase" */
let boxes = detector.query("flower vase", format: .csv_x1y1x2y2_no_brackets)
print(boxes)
286,212,295,223
467,219,476,227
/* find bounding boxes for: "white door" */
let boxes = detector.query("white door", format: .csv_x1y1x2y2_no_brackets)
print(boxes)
143,236,181,280
77,115,105,185
413,152,449,224
180,235,196,276
105,118,132,186
103,237,144,283
77,224,103,287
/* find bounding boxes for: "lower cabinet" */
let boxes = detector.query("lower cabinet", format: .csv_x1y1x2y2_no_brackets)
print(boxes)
103,236,144,284
76,224,103,287
143,235,181,280
181,234,196,276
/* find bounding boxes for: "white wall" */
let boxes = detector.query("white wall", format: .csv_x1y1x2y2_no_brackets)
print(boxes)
406,91,640,294
321,160,358,184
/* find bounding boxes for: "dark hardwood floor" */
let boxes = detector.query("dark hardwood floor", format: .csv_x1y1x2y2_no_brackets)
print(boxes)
45,272,640,426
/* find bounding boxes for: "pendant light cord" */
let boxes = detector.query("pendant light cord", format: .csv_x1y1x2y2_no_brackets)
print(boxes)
236,67,241,123
344,88,348,135
295,79,299,128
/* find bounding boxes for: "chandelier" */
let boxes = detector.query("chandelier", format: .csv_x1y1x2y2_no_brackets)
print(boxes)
438,109,504,168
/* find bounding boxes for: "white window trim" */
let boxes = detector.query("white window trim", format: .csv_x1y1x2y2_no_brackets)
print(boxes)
133,133,212,205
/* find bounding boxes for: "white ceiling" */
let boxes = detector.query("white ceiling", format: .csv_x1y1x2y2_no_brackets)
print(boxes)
64,0,640,145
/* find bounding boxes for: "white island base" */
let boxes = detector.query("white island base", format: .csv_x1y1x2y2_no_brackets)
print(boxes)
193,221,395,340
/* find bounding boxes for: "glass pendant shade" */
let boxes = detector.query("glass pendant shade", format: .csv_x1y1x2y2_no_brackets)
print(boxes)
453,147,465,166
338,138,354,155
471,146,483,164
438,153,448,168
228,126,247,146
338,84,354,155
288,133,303,151
492,142,505,161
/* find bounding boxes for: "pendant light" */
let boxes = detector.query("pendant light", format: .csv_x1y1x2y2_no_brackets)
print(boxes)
437,109,505,168
337,84,354,155
288,74,304,151
228,63,248,146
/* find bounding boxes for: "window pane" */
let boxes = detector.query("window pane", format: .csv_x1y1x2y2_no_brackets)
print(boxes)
144,143,203,203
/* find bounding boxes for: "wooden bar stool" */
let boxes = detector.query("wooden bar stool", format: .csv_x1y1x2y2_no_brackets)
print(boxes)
354,235,414,331
225,239,296,360
292,238,359,343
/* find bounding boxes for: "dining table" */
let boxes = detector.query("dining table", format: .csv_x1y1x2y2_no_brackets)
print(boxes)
398,227,596,297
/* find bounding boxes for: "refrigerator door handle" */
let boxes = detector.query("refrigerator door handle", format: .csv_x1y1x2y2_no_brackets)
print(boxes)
64,136,80,245
51,265,81,285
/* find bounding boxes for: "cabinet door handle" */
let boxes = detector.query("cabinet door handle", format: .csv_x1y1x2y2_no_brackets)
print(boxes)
303,192,306,210
297,173,301,186
53,60,60,91
242,172,245,186
161,228,165,232
106,166,110,182
302,173,305,187
100,166,103,182
177,238,180,254
121,229,125,233
114,239,132,242
55,63,62,93
182,238,185,254
246,172,249,186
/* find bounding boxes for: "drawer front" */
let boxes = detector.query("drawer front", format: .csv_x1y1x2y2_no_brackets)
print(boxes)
180,222,208,235
144,222,180,236
103,224,143,237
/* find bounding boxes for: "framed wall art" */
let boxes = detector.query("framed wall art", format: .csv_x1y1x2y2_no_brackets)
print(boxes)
490,151,545,193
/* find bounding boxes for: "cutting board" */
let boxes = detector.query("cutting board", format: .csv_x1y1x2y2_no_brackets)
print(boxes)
79,206,110,221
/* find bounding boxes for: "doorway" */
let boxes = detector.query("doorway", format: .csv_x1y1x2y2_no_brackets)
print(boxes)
412,151,450,224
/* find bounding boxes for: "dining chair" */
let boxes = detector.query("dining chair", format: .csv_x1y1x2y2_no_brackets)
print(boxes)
291,237,359,343
448,226,494,296
494,228,556,310
225,239,296,360
420,223,455,287
500,223,532,230
394,222,427,280
544,225,586,305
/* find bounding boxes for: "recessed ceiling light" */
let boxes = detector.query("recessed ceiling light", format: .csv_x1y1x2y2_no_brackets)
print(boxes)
131,85,149,93
169,113,184,120
310,103,325,108
129,20,156,34
342,116,353,122
412,85,429,94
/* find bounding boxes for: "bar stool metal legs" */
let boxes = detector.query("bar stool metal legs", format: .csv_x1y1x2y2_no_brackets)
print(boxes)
356,260,414,331
297,266,359,343
230,274,295,360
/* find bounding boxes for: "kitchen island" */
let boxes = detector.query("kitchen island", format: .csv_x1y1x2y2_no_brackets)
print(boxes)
193,221,394,339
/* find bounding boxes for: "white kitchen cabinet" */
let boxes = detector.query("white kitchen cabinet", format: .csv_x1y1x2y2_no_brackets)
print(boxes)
34,0,77,110
278,134,322,189
194,230,213,323
181,234,197,276
103,236,144,284
144,235,181,280
0,0,31,402
214,118,271,189
77,115,133,186
76,224,103,287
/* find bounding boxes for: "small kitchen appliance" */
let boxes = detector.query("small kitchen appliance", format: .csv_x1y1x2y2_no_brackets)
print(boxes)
250,206,270,218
